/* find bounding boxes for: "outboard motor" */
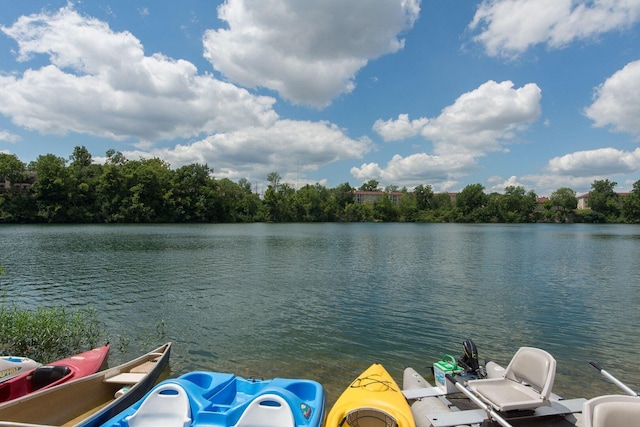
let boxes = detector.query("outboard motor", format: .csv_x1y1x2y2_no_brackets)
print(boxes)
457,339,486,379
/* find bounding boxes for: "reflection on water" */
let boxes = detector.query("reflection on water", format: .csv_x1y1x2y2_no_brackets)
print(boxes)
1,223,639,403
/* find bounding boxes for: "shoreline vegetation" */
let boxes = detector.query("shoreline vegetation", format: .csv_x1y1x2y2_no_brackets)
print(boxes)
1,147,639,224
0,265,166,364
1,262,106,362
0,302,104,364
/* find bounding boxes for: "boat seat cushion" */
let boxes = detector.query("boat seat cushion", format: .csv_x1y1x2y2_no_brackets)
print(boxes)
31,365,71,390
467,378,544,412
583,395,640,427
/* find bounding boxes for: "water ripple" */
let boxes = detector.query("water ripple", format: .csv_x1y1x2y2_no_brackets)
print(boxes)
1,223,639,402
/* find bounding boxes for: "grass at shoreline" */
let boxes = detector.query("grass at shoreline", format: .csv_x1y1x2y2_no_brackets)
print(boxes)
0,303,106,363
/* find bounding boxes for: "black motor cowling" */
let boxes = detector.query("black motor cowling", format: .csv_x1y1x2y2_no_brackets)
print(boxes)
457,339,486,378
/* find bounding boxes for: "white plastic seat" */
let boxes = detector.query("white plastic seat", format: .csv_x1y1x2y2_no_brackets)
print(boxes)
233,393,295,427
126,383,191,427
583,394,640,427
466,347,556,412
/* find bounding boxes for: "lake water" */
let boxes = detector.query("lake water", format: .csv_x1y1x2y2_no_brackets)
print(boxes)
1,223,639,403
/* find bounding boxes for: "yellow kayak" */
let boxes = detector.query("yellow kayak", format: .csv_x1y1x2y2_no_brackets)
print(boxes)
325,363,415,427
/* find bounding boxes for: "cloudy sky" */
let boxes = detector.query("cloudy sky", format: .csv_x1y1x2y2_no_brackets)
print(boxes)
1,0,639,196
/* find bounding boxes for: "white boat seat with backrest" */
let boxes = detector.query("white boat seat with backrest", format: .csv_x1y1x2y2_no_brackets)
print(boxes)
583,394,640,427
466,347,556,412
126,383,191,427
233,393,295,427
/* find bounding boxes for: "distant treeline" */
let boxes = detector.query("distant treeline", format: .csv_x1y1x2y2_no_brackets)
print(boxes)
1,147,639,224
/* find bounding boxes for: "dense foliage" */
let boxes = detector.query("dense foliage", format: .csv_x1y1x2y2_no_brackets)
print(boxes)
1,148,639,224
0,303,105,363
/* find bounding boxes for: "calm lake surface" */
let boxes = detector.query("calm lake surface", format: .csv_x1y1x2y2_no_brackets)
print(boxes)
1,223,639,403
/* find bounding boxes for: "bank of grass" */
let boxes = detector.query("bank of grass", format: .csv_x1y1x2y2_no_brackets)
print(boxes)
0,303,105,364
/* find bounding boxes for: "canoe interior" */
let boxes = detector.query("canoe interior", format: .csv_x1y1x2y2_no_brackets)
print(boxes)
0,343,170,426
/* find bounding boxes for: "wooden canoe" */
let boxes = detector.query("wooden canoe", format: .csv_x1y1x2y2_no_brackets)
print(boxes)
0,342,171,427
0,344,110,404
325,363,415,427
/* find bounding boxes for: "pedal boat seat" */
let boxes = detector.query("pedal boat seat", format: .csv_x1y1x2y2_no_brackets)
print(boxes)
233,393,295,427
126,383,191,427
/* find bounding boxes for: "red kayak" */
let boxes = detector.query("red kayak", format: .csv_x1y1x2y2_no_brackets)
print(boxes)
0,343,110,403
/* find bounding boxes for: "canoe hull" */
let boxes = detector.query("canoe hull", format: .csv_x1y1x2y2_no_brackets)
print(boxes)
325,363,415,427
0,342,171,427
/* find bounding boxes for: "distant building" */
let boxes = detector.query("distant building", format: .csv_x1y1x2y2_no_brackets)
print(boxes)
576,192,629,209
353,190,404,206
0,172,37,193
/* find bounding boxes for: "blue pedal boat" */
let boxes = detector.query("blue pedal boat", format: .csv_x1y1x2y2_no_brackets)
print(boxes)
101,370,326,427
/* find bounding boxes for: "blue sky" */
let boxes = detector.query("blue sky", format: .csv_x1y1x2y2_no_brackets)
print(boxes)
1,0,639,196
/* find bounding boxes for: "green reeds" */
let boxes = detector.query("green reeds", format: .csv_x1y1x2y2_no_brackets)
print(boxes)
0,304,105,363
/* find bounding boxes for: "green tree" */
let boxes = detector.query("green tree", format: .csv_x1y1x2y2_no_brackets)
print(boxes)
414,184,434,211
373,194,398,222
235,178,260,221
267,172,281,192
359,179,380,191
0,153,32,222
96,158,127,222
484,192,504,222
397,188,417,222
0,153,27,185
343,202,373,222
589,179,619,221
120,158,173,222
67,146,102,222
332,182,354,209
550,187,577,219
263,180,296,222
105,149,127,166
622,179,640,223
502,186,538,223
455,184,487,221
293,184,328,222
169,163,215,222
28,154,73,222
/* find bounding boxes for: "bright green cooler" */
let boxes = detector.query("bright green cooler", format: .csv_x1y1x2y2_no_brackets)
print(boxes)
433,354,462,393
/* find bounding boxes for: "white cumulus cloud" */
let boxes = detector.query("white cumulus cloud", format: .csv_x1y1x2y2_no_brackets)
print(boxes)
422,80,541,156
373,81,541,155
372,114,429,142
0,130,22,144
0,5,374,186
122,120,373,182
203,0,420,108
585,60,640,136
362,80,542,189
0,5,278,141
547,147,640,177
469,0,640,58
